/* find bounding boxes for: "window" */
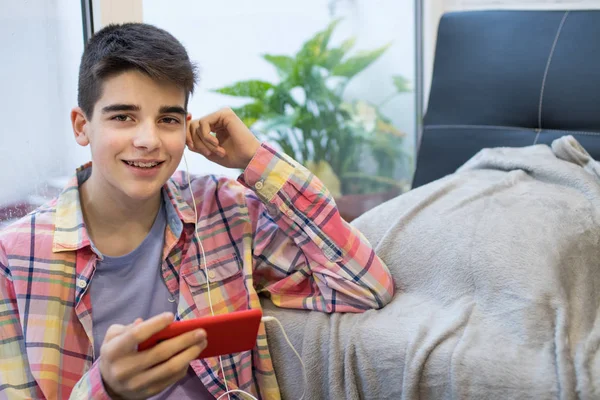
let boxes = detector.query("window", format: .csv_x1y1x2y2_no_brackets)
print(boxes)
0,0,418,225
0,1,85,228
141,0,418,220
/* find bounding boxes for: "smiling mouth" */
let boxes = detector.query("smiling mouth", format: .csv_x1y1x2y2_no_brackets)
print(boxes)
123,160,164,168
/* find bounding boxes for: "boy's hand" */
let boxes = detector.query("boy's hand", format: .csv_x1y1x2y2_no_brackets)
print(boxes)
187,108,261,169
99,312,207,399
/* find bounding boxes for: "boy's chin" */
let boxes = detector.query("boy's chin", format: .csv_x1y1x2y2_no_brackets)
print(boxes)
118,180,166,202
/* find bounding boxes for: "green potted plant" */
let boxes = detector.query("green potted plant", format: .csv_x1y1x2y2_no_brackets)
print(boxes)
213,19,412,219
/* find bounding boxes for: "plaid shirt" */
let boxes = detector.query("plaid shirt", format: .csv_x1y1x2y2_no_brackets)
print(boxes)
0,143,394,400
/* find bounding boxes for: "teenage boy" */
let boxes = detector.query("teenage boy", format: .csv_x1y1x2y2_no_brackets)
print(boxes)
0,23,393,399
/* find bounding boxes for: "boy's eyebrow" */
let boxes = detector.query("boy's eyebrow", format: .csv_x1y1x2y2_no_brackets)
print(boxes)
102,104,141,113
159,105,187,116
100,104,186,116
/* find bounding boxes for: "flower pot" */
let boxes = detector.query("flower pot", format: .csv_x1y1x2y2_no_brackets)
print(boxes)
335,189,401,222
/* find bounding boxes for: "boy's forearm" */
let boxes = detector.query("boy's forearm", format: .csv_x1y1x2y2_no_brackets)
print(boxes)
240,143,394,311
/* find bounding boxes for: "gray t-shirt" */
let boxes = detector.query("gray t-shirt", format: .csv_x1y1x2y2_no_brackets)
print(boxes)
90,199,212,399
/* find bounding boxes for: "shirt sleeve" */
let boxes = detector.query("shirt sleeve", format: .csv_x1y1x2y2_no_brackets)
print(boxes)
0,245,110,400
238,143,395,313
0,249,45,400
69,360,111,400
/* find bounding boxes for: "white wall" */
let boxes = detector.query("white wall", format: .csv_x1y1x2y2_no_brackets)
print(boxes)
142,0,416,178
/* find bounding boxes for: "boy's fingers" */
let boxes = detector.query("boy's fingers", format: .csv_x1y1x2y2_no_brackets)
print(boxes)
189,122,215,156
189,139,212,157
111,330,207,396
126,318,143,329
103,324,127,342
205,107,249,133
134,338,207,392
137,329,207,369
105,312,174,357
194,121,224,156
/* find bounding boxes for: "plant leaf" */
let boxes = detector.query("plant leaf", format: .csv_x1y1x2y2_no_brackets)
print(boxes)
267,86,297,114
263,55,295,78
319,18,342,52
392,75,411,93
298,18,342,62
332,43,391,78
212,80,273,99
320,36,356,70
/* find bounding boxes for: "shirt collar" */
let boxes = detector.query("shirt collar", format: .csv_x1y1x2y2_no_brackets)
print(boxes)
52,163,196,253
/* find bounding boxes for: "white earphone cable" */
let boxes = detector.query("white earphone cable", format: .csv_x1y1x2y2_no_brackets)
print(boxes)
183,152,306,400
184,153,231,399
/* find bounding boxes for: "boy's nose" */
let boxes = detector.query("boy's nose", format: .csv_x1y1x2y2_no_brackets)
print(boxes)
133,124,161,151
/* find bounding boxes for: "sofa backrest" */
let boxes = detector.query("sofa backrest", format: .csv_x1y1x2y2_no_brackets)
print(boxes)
413,10,600,188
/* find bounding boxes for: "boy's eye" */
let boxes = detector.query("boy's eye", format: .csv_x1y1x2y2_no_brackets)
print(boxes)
161,117,180,124
112,115,132,122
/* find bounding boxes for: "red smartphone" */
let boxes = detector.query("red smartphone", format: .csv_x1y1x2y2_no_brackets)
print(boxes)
138,309,263,358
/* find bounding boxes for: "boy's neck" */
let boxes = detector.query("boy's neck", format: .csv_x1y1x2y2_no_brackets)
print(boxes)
79,175,163,257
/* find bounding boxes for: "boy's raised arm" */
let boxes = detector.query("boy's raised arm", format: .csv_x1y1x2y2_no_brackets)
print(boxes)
240,142,394,312
188,108,394,313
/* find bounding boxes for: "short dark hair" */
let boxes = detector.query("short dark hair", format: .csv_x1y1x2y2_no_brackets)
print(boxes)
78,23,197,119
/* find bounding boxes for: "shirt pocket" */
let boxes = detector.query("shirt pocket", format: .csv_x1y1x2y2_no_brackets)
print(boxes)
181,253,248,309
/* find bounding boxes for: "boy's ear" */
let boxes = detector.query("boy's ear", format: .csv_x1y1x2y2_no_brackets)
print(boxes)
71,107,90,147
186,113,192,123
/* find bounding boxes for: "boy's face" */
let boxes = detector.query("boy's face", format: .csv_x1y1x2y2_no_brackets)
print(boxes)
72,70,188,203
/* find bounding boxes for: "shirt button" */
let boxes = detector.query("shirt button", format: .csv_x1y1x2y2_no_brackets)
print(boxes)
208,270,216,280
77,279,87,289
255,180,264,190
286,209,294,218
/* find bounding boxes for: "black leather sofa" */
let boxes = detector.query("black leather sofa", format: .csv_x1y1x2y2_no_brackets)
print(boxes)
413,10,600,189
